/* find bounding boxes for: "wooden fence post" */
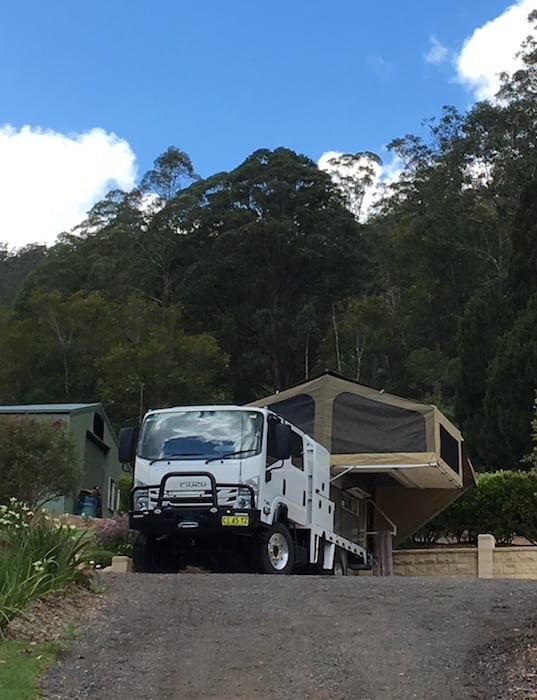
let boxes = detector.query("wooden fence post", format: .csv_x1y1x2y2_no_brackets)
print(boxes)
375,530,394,576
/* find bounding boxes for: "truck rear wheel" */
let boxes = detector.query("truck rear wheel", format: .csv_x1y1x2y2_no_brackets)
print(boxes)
332,548,348,576
258,523,295,574
316,541,349,576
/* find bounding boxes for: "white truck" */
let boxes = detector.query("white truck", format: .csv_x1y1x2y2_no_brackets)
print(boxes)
118,405,371,574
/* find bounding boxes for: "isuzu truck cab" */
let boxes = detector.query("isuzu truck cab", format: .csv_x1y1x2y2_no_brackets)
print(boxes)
119,405,370,574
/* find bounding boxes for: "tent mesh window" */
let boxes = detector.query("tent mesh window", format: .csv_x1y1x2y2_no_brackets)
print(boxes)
332,392,427,454
440,424,460,474
269,394,315,436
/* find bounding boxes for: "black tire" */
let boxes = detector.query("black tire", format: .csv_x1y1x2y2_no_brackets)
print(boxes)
258,523,295,574
132,534,153,572
132,534,180,573
316,541,349,576
332,548,348,576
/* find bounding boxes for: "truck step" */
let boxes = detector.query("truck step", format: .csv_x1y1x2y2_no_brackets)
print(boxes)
348,562,373,571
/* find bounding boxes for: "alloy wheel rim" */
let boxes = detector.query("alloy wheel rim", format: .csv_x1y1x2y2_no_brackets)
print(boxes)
268,532,289,570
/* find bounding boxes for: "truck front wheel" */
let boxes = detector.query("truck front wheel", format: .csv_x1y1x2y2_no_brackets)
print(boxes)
258,523,295,574
132,533,179,573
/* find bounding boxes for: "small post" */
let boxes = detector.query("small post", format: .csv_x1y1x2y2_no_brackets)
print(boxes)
110,556,133,573
478,534,495,579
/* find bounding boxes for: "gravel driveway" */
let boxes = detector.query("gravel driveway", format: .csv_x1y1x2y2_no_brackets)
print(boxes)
40,573,537,699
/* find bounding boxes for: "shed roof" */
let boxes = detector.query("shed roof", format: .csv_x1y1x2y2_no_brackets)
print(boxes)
0,403,119,450
0,404,101,414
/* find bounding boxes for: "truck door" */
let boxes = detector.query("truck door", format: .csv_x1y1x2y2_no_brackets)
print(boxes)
264,419,308,526
285,429,309,525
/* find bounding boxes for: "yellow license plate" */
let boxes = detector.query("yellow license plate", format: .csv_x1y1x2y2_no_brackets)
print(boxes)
221,515,249,527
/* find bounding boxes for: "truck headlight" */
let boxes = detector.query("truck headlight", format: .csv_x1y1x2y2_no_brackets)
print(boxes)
237,487,252,509
133,490,149,511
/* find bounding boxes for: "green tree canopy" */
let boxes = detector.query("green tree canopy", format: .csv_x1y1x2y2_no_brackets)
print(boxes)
0,415,81,507
6,14,537,467
173,147,372,399
95,295,229,426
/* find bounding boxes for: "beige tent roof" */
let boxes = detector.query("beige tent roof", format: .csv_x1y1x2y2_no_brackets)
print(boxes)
250,372,476,544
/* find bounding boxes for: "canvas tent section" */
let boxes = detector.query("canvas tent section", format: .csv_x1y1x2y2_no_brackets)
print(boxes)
250,372,476,546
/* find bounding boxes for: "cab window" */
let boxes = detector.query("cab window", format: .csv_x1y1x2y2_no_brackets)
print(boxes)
266,416,280,467
290,431,304,470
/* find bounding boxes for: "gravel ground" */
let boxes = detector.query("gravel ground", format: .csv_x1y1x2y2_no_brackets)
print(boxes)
39,573,537,700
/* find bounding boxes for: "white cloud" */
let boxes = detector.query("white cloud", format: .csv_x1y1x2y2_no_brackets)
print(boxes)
424,36,449,65
0,125,137,251
455,0,536,100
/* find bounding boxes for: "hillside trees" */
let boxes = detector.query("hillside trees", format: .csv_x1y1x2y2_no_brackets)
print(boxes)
528,393,537,469
95,295,227,425
0,244,47,306
173,148,372,400
334,105,507,414
482,296,537,466
455,284,512,463
30,290,109,397
140,146,198,200
319,151,382,221
339,18,537,455
0,307,48,402
0,292,229,426
14,190,148,304
16,147,199,308
1,147,369,414
317,294,400,389
4,16,537,464
457,22,537,466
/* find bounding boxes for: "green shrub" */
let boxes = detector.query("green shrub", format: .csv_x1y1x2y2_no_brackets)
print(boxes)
92,513,136,556
0,416,81,508
116,474,133,513
83,548,115,569
0,500,91,629
526,391,537,468
413,470,537,545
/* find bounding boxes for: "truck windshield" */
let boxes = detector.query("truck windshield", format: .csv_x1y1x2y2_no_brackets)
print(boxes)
137,410,264,462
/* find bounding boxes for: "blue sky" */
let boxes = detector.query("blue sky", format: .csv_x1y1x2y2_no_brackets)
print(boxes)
0,0,534,248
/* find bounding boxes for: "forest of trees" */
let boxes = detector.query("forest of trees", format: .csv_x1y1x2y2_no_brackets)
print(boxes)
3,17,537,471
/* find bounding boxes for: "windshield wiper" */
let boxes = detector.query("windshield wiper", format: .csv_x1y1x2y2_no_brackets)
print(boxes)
205,449,257,464
149,453,204,465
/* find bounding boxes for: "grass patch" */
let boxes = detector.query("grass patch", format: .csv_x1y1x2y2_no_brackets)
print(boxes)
0,639,59,700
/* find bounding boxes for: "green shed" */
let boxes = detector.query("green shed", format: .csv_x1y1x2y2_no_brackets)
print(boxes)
0,403,124,517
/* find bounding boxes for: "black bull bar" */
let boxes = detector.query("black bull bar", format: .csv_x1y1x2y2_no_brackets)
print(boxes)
130,471,256,510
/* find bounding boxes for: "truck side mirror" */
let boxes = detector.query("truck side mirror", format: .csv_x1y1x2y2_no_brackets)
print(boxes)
118,427,137,465
274,423,292,460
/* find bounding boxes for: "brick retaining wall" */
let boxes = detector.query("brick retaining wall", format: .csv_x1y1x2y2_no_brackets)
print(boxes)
393,547,478,577
393,534,537,579
493,547,537,579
